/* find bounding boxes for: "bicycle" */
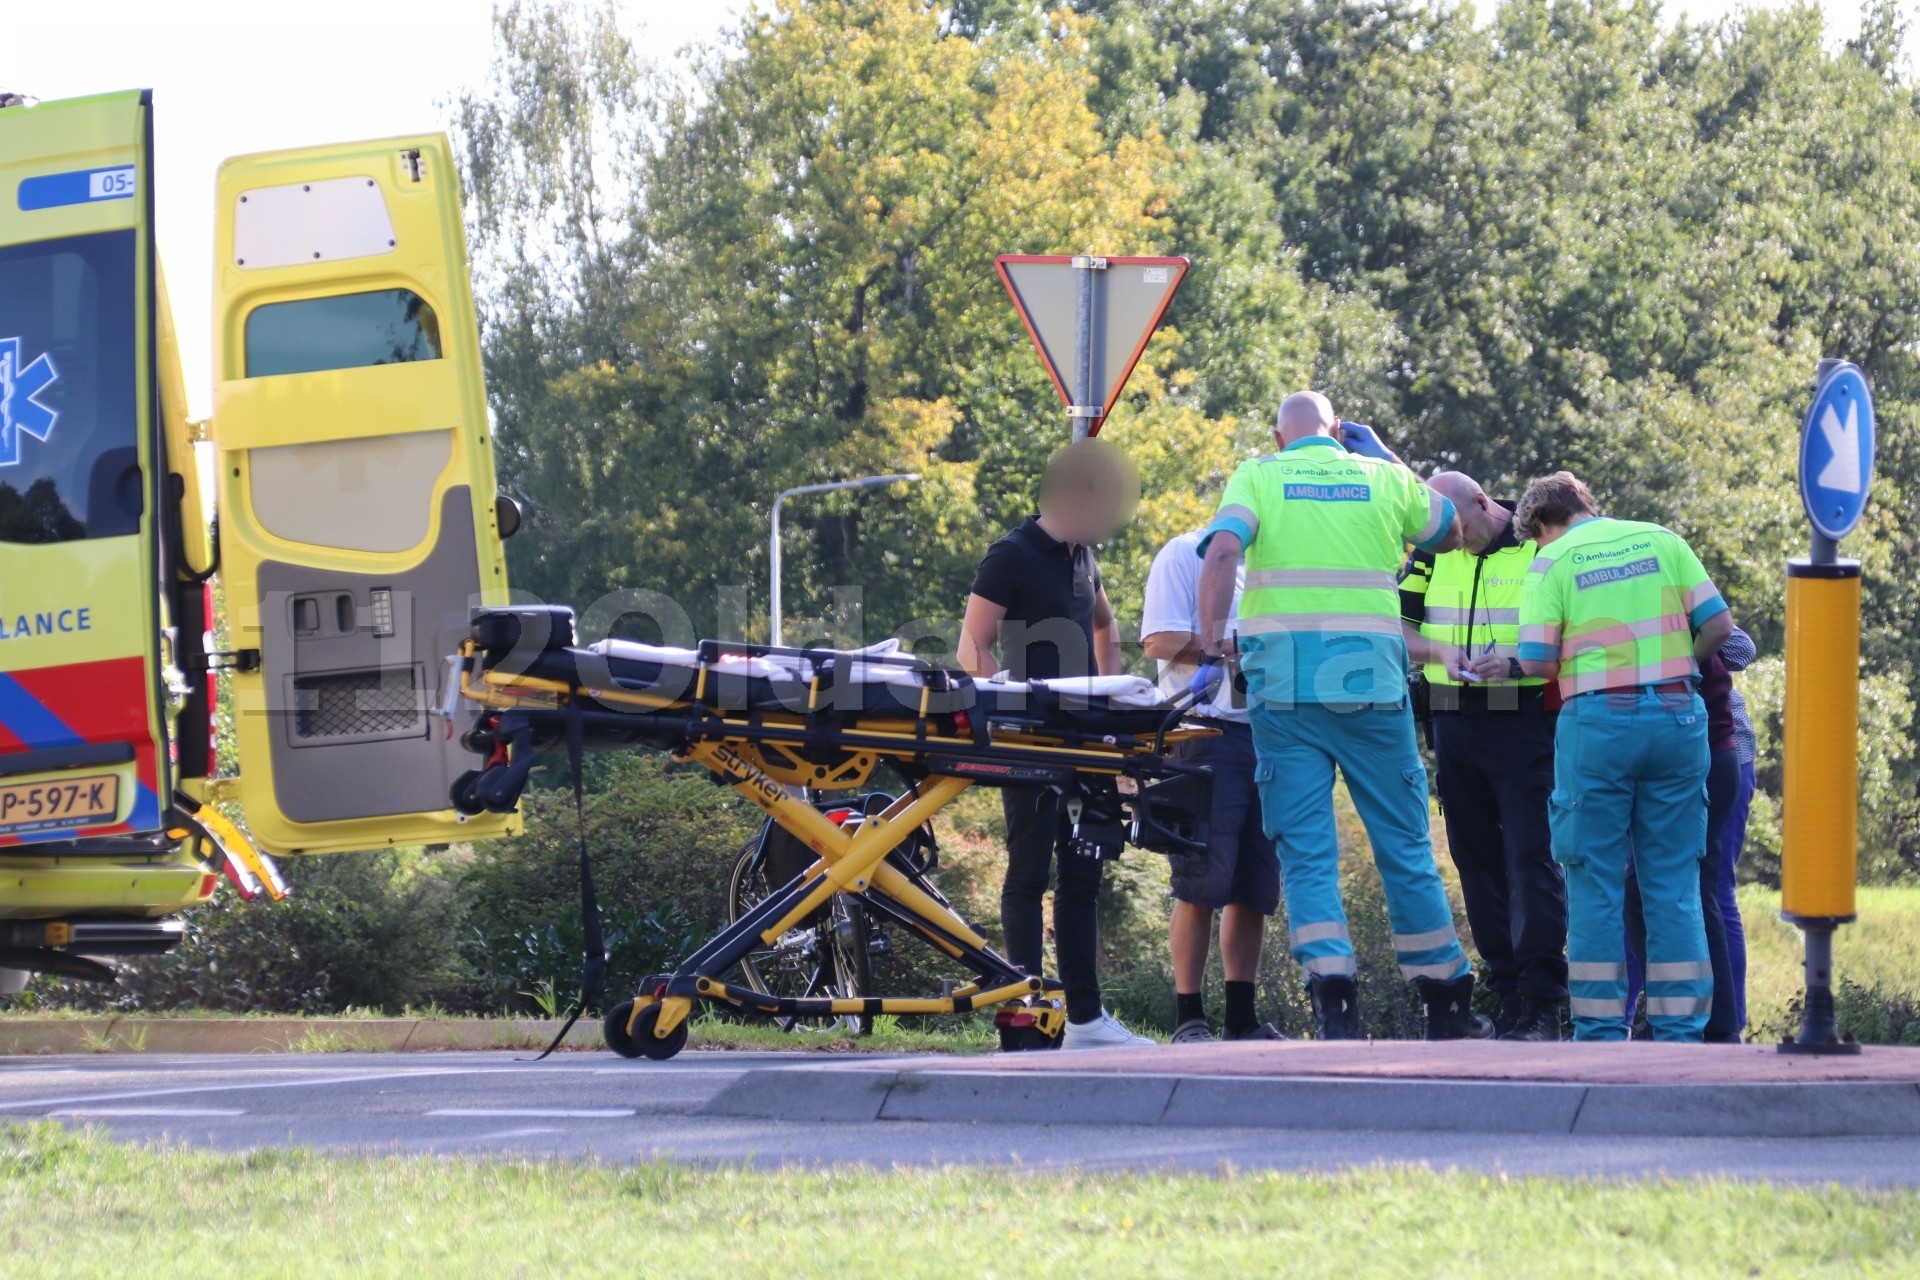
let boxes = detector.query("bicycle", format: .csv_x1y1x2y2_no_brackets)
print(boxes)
724,790,936,1036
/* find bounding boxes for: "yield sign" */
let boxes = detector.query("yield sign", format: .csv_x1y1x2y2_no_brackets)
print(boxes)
1798,361,1875,542
995,254,1189,436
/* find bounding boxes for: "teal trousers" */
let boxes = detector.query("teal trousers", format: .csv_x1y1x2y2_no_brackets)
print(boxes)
1247,700,1467,985
1552,688,1712,1041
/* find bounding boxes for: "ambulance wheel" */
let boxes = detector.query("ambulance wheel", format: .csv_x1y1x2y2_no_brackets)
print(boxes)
630,1001,688,1061
602,1000,642,1058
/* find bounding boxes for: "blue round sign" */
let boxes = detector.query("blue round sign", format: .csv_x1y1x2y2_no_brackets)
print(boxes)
1799,362,1876,542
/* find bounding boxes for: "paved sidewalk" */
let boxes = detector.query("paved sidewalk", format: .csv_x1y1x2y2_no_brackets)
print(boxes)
699,1042,1920,1138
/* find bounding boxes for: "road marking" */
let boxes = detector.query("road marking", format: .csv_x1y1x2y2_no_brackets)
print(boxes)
48,1108,244,1117
427,1108,636,1118
0,1067,482,1113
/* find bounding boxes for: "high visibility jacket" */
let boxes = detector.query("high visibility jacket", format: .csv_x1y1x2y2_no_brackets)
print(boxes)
1204,438,1454,639
1399,505,1544,689
1202,437,1455,705
1518,516,1728,698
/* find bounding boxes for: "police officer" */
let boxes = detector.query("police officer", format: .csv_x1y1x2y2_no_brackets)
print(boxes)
1515,472,1733,1043
1400,471,1568,1041
1196,392,1476,1040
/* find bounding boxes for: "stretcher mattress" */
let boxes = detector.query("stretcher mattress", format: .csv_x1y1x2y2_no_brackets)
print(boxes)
483,634,1179,736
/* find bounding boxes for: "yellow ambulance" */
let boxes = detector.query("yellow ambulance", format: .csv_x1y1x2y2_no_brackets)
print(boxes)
0,90,517,988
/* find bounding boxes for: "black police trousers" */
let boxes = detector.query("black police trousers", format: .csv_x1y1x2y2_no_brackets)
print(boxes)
1000,785,1105,1023
1433,710,1569,1002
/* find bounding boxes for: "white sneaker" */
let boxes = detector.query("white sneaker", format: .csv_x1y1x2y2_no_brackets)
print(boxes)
1062,1010,1157,1050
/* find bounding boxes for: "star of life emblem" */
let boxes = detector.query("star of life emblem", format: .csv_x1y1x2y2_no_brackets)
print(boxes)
0,337,60,467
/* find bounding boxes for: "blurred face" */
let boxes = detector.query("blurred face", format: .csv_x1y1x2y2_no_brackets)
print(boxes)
1037,439,1141,543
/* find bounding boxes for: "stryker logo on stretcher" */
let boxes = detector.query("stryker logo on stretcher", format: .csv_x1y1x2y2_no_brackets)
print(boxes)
1284,483,1371,502
0,609,93,639
1574,557,1660,591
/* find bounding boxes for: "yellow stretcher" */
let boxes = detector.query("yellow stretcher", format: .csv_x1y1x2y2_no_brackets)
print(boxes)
453,605,1216,1059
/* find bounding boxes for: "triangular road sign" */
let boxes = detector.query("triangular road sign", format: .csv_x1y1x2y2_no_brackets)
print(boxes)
995,254,1190,435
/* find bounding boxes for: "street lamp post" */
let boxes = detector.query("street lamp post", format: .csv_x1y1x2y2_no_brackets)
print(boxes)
770,474,920,648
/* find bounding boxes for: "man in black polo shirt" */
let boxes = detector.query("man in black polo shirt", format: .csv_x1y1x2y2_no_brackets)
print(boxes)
957,441,1151,1050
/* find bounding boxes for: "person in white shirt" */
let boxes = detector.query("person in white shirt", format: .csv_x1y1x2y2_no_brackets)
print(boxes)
1141,530,1284,1042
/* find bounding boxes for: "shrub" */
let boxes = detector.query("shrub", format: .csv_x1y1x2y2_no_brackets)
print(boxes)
460,753,758,1014
21,848,471,1014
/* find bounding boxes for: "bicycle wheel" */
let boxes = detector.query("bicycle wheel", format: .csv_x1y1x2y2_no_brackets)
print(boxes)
825,893,873,1035
727,827,867,1033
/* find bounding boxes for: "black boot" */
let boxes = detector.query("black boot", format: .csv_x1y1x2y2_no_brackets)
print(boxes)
1499,995,1563,1042
1418,973,1482,1041
1308,975,1360,1040
1490,991,1525,1039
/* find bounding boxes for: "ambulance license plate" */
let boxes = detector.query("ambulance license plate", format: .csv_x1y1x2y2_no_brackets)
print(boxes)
0,774,120,835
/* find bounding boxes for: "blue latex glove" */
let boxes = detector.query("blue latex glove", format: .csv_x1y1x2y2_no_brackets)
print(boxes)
1338,420,1396,461
1187,660,1225,700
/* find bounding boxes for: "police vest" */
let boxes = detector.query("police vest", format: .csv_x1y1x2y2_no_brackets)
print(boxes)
1205,438,1453,642
1517,517,1728,697
1402,534,1544,689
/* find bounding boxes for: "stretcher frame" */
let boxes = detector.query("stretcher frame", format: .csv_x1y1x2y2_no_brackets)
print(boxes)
455,633,1215,1059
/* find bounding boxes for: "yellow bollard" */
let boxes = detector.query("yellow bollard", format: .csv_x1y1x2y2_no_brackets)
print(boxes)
1778,354,1873,1054
1780,562,1861,923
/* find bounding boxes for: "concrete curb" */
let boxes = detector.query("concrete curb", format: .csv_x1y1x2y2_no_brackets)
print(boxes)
0,1017,603,1055
699,1067,1920,1138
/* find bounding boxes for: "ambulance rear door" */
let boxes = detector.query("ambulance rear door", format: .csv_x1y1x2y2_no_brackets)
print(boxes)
0,91,171,850
212,136,516,856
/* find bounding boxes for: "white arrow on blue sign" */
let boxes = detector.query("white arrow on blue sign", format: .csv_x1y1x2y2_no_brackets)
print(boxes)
1799,361,1876,542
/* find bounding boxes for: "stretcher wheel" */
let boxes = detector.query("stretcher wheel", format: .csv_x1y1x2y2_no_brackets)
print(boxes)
630,1000,688,1061
450,770,486,816
603,1000,641,1058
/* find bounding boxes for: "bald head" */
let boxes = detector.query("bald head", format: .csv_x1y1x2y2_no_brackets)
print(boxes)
1276,391,1337,445
1426,471,1483,508
1426,470,1510,552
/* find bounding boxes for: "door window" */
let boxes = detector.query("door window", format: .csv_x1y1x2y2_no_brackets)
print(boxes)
244,288,441,378
0,230,138,544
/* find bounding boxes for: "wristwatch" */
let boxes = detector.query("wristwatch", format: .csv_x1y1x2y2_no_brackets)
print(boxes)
1507,657,1524,681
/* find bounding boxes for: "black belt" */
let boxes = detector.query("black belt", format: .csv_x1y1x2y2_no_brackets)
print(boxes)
1428,683,1551,714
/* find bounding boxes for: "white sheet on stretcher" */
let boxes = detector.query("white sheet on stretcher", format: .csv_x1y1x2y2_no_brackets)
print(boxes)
586,637,913,685
979,674,1167,709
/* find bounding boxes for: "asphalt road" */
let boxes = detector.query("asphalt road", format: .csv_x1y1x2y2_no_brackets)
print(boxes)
4,1050,1918,1184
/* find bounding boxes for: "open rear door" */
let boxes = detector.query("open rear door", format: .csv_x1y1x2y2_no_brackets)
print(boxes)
212,136,516,856
0,91,172,851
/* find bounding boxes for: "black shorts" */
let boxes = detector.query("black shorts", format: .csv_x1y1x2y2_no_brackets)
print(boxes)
1168,720,1280,914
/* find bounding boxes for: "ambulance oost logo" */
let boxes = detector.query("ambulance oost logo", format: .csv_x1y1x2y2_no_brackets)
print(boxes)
0,337,60,468
1799,362,1875,542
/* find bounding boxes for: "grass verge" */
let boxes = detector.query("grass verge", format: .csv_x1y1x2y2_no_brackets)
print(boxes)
685,1012,999,1054
1,1123,1914,1278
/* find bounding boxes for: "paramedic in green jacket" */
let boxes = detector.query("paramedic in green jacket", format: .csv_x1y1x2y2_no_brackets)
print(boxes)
1515,472,1733,1043
1196,392,1475,1040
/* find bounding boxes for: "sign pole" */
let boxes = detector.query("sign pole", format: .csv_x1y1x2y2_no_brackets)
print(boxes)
1069,255,1105,441
1780,357,1873,1055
